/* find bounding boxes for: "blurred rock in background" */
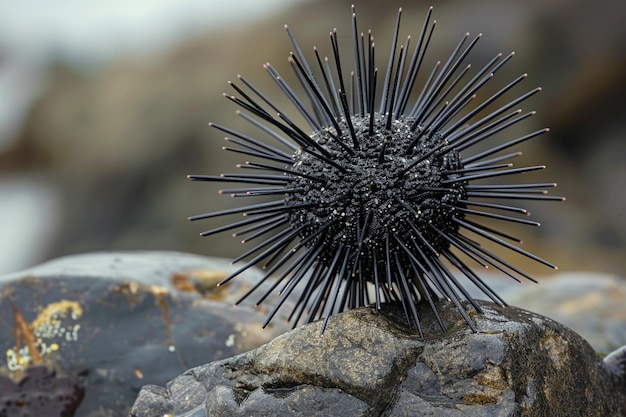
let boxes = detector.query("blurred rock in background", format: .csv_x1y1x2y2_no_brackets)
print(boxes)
1,0,625,277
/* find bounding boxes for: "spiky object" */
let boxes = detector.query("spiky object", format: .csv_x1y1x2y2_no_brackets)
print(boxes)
189,6,563,335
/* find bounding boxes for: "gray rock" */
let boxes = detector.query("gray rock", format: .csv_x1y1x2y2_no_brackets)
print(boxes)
0,251,292,417
131,300,625,417
0,365,85,417
463,271,626,353
501,272,626,353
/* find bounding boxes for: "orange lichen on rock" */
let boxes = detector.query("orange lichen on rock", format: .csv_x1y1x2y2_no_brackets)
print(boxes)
11,302,42,366
5,300,82,373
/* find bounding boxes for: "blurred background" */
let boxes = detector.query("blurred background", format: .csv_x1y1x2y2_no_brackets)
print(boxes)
0,0,625,278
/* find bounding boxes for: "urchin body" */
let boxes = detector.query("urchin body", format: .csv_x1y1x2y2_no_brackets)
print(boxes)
189,6,562,335
288,115,465,273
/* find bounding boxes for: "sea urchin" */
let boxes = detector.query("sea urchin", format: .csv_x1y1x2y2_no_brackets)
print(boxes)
189,6,563,335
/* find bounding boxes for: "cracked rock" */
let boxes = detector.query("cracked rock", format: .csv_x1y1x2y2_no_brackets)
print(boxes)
130,300,625,416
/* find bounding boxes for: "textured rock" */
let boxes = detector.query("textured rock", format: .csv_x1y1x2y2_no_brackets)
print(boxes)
458,271,626,353
0,365,84,417
0,251,292,417
131,300,625,417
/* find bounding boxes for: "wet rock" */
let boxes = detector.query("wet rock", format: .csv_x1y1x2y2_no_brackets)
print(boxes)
0,251,292,417
131,300,625,417
0,365,84,417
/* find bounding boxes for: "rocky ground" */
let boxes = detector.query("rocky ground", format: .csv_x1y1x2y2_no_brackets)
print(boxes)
0,252,624,416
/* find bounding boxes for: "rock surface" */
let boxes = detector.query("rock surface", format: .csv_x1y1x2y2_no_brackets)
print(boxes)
2,251,624,416
131,300,625,417
457,271,626,354
502,272,626,353
0,251,293,417
0,365,84,417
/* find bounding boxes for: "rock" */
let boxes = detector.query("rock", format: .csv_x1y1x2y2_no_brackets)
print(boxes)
0,251,292,417
604,345,626,382
502,272,626,353
131,300,625,417
459,271,626,353
0,365,84,417
2,251,624,416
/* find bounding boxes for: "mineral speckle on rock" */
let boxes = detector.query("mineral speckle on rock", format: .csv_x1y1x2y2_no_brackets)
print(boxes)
131,300,625,417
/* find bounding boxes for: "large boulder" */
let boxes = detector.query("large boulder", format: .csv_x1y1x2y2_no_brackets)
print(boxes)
131,300,625,416
0,251,292,417
2,251,624,416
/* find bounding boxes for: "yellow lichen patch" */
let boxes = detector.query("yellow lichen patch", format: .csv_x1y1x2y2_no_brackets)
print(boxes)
462,392,499,405
170,272,197,292
476,363,509,390
5,347,31,371
113,281,141,306
171,269,229,299
150,284,169,297
5,300,82,374
152,285,173,346
31,300,83,335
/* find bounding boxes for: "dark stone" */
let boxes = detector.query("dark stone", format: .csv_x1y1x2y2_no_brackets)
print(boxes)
131,300,625,417
0,251,292,417
0,365,84,417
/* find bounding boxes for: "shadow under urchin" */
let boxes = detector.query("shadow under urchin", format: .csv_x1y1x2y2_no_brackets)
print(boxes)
189,5,564,336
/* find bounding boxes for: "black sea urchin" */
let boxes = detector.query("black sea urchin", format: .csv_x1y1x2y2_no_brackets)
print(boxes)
189,6,563,335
